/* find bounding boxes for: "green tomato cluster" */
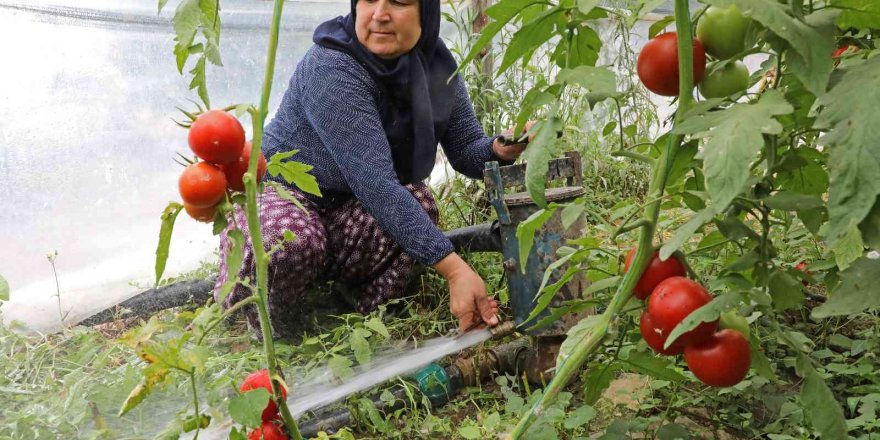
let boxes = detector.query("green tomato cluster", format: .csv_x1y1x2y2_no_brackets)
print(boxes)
695,4,755,99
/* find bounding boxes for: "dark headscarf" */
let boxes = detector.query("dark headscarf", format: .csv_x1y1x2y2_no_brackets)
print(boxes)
313,0,458,184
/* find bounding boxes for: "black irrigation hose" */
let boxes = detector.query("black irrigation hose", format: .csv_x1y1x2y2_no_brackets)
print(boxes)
80,223,502,326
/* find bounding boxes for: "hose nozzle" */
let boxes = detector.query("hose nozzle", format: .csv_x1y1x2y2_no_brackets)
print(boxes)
489,321,517,339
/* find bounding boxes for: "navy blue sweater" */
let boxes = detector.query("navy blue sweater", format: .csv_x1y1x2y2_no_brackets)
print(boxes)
263,45,501,266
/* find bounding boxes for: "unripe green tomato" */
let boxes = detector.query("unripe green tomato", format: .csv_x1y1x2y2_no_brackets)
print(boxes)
719,311,751,339
699,61,750,98
696,5,751,60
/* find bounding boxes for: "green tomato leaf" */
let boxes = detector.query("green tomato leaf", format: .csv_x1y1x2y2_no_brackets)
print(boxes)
558,315,603,375
516,205,557,274
155,202,183,288
648,16,674,38
761,191,824,211
553,25,601,68
655,423,692,440
228,389,270,429
815,55,880,245
659,206,717,260
768,269,804,312
364,317,390,339
564,405,597,430
173,0,201,51
555,66,618,95
188,55,210,108
812,256,880,318
458,426,482,440
561,201,585,230
832,225,864,271
665,292,743,349
620,351,686,383
0,274,8,301
583,361,621,405
801,371,847,440
351,328,372,365
576,0,600,14
521,117,564,208
267,152,321,197
830,0,880,28
329,355,354,381
674,90,793,211
455,0,546,73
216,229,245,304
498,9,565,75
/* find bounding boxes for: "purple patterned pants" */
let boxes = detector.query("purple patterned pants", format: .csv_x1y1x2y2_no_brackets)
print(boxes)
213,183,439,339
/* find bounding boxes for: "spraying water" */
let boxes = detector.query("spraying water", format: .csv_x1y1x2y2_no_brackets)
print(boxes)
188,330,492,439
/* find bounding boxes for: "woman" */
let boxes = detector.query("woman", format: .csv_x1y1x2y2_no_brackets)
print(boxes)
214,0,530,339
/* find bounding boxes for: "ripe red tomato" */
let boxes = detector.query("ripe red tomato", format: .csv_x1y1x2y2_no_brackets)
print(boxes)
646,277,718,347
794,261,812,286
183,202,217,223
832,44,858,58
640,310,684,355
188,110,246,165
240,370,289,422
248,421,288,440
223,141,267,192
179,162,227,208
624,248,687,300
684,329,752,387
637,32,706,96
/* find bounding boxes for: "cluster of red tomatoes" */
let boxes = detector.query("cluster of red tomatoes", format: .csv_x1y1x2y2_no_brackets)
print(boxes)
637,5,753,99
178,110,267,223
240,369,290,439
625,248,752,387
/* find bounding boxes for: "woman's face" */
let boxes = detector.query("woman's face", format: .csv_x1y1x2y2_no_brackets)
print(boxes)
355,0,421,59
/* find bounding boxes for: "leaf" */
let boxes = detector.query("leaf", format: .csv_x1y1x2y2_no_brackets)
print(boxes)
516,206,557,274
620,351,686,383
188,55,210,109
455,0,545,71
812,256,880,318
484,412,501,431
118,369,168,416
768,269,804,312
498,9,565,75
228,389,270,429
329,355,354,381
801,371,847,439
561,202,585,230
267,152,321,197
217,229,245,303
155,202,183,287
656,423,692,440
558,315,603,375
583,362,621,405
351,328,372,365
458,426,482,439
364,318,390,339
555,66,617,95
181,414,211,432
0,274,8,301
665,292,743,349
522,117,564,207
674,90,793,210
832,225,864,271
173,0,201,51
762,192,824,211
576,0,600,14
659,207,717,260
830,0,880,29
158,0,170,14
649,16,674,38
584,276,621,296
564,405,597,429
528,299,597,331
816,54,880,245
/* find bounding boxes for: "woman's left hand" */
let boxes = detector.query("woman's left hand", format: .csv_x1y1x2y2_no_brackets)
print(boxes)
492,120,536,161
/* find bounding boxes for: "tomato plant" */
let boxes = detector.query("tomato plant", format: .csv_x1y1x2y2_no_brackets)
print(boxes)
624,248,687,300
646,277,718,347
188,109,246,165
636,32,706,96
699,60,749,98
178,162,227,208
224,141,267,192
718,310,750,339
249,420,289,440
240,370,289,422
696,5,751,60
684,329,752,387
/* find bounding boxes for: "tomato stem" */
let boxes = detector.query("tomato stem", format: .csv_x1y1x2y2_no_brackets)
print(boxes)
241,0,303,437
505,0,695,437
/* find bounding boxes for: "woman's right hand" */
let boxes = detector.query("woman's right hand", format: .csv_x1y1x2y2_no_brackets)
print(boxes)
433,253,499,332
